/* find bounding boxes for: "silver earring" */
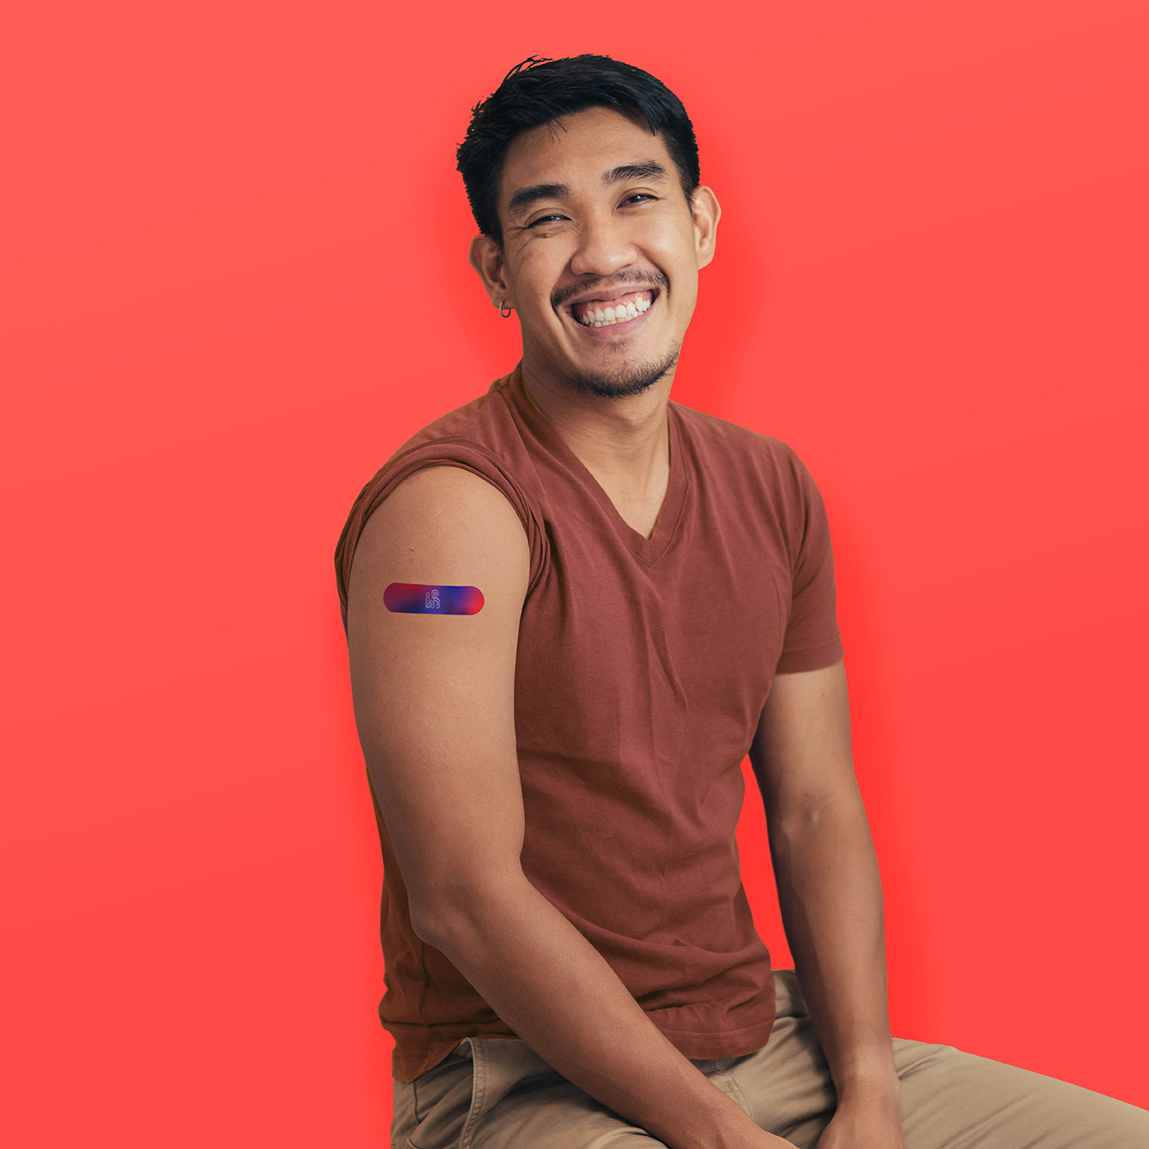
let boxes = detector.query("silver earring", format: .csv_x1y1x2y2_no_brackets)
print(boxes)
499,300,513,318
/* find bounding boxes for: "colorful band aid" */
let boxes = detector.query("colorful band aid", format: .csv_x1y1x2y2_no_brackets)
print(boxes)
384,583,484,615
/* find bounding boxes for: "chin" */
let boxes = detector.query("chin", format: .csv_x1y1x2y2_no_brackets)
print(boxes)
563,346,681,401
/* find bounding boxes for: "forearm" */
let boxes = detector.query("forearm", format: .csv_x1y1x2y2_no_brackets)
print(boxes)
418,876,774,1149
768,795,899,1106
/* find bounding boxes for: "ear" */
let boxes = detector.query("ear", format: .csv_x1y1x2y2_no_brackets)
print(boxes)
468,234,513,310
690,186,721,270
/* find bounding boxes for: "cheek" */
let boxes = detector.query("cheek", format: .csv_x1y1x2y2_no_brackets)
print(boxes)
635,217,698,275
514,241,573,294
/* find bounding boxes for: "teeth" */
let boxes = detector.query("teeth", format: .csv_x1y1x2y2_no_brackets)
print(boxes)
578,294,653,327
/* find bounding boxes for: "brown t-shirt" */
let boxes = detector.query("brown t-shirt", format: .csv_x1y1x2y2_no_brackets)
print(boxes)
335,366,843,1081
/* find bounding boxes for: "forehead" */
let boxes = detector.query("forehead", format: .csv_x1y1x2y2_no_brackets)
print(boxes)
499,106,675,209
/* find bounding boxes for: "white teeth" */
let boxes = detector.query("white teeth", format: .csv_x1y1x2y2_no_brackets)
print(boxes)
577,293,653,327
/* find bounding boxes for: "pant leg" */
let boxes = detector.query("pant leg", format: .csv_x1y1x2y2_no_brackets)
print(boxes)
391,1036,670,1148
721,971,1149,1149
893,1037,1149,1149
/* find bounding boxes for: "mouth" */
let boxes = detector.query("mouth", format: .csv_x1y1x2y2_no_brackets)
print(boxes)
566,288,658,329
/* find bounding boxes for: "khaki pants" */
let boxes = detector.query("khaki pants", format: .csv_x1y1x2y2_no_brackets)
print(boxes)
391,971,1148,1148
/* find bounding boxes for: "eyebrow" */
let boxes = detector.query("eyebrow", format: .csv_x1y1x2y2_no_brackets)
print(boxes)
507,182,568,217
506,160,670,219
605,161,668,185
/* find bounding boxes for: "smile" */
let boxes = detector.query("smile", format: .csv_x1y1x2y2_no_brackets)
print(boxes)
570,290,655,328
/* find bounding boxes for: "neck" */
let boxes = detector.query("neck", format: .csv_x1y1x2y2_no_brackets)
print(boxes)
520,360,673,496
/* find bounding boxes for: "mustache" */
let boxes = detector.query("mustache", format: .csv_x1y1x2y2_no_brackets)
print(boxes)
551,270,669,311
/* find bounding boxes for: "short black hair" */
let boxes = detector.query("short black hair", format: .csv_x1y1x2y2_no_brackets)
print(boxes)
456,55,701,248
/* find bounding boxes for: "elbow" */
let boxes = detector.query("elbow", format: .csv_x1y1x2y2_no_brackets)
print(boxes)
407,868,528,951
768,788,868,844
408,899,450,948
408,889,473,950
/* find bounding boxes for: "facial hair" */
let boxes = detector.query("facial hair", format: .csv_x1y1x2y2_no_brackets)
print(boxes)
561,340,681,401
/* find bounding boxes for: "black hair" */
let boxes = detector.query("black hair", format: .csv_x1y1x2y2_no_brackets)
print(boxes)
456,55,700,248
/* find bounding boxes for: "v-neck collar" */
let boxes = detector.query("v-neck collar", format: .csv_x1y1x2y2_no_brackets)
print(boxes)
505,365,687,565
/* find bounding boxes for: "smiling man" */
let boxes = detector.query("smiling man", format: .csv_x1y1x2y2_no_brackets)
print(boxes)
335,56,1147,1149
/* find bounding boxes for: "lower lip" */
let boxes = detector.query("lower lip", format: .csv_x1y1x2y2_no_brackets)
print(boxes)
570,297,656,338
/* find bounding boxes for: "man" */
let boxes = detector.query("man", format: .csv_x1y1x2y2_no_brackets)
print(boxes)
336,55,1146,1149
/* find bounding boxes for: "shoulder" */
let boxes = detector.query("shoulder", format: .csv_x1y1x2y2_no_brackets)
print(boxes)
335,372,540,615
671,401,815,492
383,373,517,465
359,464,527,547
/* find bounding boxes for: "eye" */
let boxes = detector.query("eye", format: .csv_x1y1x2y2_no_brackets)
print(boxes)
623,193,657,205
527,213,566,229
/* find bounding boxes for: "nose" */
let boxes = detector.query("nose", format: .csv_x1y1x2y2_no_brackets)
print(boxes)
569,206,638,279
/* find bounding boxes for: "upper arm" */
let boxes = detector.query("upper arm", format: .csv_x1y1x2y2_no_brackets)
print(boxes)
747,660,860,826
345,465,531,941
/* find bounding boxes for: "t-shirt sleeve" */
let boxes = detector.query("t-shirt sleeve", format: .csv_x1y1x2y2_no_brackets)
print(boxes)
775,449,844,674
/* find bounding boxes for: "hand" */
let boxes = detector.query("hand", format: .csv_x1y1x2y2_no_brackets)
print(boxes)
814,1104,907,1149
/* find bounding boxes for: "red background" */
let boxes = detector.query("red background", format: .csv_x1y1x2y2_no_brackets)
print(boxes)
4,1,1146,1143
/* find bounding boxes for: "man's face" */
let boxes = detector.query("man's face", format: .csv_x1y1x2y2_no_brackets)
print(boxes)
470,106,719,400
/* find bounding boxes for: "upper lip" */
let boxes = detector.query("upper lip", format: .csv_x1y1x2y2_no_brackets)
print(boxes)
560,284,660,311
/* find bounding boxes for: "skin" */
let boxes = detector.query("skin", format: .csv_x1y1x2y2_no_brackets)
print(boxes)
349,106,905,1149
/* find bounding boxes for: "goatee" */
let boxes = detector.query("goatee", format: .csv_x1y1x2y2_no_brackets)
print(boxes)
563,343,681,400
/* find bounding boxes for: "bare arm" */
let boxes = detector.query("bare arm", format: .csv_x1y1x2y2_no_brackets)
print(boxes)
749,662,904,1142
347,465,787,1149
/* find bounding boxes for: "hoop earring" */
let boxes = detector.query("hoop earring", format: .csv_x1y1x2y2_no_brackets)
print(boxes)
499,300,513,318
